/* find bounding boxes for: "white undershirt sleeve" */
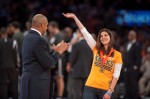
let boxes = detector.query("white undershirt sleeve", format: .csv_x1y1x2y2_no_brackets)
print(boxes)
13,40,20,68
80,28,96,49
113,63,122,79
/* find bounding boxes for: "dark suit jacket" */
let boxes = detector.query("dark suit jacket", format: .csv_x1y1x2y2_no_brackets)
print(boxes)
123,41,141,70
20,30,60,99
70,39,93,79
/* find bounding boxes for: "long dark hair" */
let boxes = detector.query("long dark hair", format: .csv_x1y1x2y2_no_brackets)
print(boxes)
96,28,115,56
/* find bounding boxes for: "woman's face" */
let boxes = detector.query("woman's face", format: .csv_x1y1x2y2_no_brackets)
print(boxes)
100,31,110,46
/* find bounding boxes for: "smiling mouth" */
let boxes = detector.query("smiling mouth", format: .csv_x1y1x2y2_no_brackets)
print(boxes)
101,39,107,42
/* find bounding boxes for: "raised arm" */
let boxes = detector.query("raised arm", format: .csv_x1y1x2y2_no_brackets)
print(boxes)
63,13,96,49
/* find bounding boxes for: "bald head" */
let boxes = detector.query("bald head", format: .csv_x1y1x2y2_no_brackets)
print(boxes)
31,14,48,35
32,14,47,27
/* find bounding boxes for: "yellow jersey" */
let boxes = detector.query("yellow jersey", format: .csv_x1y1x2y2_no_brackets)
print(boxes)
85,47,123,90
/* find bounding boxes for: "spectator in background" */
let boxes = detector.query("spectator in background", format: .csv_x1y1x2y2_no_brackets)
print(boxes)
7,21,24,75
48,21,60,44
23,21,32,36
0,27,20,99
48,21,67,98
66,29,93,99
8,21,24,54
123,30,142,99
62,26,74,97
91,33,97,41
63,26,74,64
65,30,79,99
139,46,150,98
64,26,73,42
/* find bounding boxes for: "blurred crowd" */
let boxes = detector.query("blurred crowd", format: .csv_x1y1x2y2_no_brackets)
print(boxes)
0,0,150,99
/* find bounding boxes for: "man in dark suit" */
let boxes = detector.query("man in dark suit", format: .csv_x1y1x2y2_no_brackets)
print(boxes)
20,14,69,99
66,29,93,99
123,30,142,99
0,27,19,99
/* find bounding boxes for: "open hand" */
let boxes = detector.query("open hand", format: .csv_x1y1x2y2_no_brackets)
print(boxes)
62,13,76,19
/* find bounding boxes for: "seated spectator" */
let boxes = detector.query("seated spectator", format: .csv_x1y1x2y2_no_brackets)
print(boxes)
139,46,150,98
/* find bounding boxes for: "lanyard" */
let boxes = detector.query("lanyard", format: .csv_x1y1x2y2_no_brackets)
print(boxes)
100,48,114,66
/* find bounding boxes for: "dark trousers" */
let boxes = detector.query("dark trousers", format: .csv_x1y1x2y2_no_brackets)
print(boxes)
0,82,8,99
67,75,86,99
123,69,139,99
83,86,107,99
67,75,74,99
72,78,86,99
0,68,18,99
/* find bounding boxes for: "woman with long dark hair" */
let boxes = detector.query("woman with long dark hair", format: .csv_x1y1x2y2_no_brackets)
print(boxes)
63,13,123,99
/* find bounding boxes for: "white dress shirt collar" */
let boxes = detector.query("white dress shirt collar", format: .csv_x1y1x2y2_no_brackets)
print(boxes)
127,39,136,51
131,39,136,44
31,28,42,36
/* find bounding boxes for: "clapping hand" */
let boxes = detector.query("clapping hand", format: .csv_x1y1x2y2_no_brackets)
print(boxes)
53,40,70,54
